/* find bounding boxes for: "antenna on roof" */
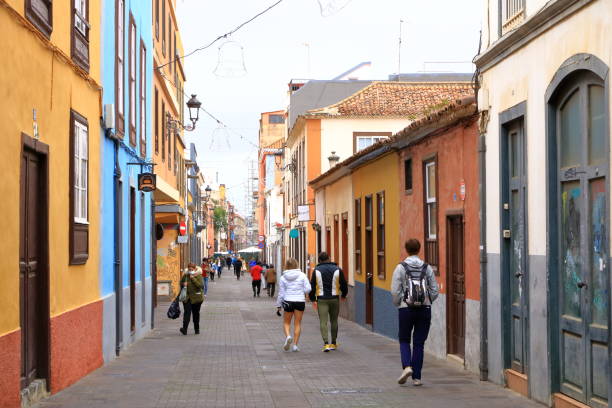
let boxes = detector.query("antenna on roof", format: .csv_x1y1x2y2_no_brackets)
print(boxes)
397,19,404,81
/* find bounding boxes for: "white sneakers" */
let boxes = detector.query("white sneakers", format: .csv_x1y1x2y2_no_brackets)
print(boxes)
412,379,422,386
397,366,413,384
283,336,293,351
291,345,299,352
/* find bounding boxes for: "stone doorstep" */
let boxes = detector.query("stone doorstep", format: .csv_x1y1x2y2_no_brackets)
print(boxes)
553,393,592,408
505,369,528,398
20,379,49,408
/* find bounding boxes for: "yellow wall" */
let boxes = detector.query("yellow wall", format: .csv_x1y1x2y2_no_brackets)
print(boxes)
0,2,102,334
352,152,400,291
322,175,354,285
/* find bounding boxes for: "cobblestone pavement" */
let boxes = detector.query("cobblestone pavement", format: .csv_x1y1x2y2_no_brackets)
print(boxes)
37,268,540,408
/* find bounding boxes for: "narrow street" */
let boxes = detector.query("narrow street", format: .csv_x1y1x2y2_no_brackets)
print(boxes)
36,268,538,408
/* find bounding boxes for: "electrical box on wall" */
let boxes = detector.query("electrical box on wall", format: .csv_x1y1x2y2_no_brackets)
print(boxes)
103,104,118,140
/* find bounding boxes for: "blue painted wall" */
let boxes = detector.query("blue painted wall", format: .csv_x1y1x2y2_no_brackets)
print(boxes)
352,282,399,340
100,0,153,296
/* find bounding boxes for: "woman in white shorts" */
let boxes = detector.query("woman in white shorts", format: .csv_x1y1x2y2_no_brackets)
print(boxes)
276,258,311,352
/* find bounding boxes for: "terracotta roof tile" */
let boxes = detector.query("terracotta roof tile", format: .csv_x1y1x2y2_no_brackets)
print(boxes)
307,81,473,118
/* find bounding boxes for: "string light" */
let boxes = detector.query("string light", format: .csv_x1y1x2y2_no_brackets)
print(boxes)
156,0,284,71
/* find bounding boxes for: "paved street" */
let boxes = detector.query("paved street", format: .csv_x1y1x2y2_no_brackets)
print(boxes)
36,269,539,408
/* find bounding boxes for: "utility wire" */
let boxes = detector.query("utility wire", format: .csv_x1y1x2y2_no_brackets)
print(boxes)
157,0,284,71
158,70,259,149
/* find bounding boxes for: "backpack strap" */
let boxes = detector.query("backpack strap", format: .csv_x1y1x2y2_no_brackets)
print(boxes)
419,263,428,280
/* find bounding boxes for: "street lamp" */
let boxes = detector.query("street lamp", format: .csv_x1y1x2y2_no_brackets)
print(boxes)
167,93,202,132
328,151,340,168
203,185,212,203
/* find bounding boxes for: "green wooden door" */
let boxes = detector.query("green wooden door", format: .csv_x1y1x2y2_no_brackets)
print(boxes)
556,73,608,408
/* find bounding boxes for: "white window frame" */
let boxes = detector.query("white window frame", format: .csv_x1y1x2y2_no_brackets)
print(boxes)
425,161,436,239
129,19,136,131
74,121,88,224
356,135,388,152
116,0,124,118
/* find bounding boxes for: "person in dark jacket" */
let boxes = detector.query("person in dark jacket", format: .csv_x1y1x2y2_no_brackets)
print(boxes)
309,252,348,352
234,258,243,280
180,263,205,335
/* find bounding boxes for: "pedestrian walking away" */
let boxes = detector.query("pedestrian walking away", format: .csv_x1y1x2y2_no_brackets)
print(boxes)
265,264,277,297
226,256,232,273
250,261,263,297
275,258,311,352
179,263,205,335
310,252,348,352
261,263,268,290
234,257,243,280
391,238,439,386
216,258,222,279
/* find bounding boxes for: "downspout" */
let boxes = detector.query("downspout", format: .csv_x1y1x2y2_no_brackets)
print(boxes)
478,123,489,382
151,198,156,329
113,140,123,356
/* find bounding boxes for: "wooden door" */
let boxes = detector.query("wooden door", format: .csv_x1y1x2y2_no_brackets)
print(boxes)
326,227,331,255
333,216,339,263
365,196,374,326
504,119,529,374
130,187,136,334
446,215,465,357
19,145,48,389
341,213,349,280
555,74,608,407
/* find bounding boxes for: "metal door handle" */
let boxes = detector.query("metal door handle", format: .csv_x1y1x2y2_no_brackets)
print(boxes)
515,272,523,278
577,281,588,289
366,273,373,279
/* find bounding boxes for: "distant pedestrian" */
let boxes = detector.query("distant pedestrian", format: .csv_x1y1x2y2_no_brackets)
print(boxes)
225,256,232,272
180,263,205,335
265,264,277,297
201,258,211,293
250,262,263,297
241,258,247,276
310,252,348,352
261,263,268,290
216,258,222,278
234,257,243,280
391,239,439,386
276,258,311,352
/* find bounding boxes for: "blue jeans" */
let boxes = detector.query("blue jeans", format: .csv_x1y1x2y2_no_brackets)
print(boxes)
203,277,209,295
398,306,431,379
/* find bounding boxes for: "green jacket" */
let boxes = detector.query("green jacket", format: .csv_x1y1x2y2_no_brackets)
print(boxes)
180,270,204,304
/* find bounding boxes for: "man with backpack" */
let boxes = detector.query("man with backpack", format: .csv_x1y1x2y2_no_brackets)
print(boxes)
309,252,348,352
391,238,439,386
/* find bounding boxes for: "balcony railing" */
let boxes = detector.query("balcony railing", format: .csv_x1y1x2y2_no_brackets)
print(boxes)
502,0,525,34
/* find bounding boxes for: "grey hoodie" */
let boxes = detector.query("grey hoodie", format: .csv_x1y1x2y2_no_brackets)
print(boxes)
391,256,439,308
276,269,311,306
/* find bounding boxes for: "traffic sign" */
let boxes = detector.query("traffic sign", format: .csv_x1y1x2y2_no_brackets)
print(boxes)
179,221,187,236
258,235,265,242
258,242,264,249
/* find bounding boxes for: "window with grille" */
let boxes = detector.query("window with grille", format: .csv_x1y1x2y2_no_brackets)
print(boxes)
502,0,526,33
354,198,361,274
70,110,89,264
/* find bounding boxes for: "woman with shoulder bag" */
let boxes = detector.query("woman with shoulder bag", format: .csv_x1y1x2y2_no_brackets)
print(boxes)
180,263,205,335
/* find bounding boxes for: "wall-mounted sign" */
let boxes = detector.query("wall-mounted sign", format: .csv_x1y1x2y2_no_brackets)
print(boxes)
179,221,187,236
297,205,310,222
460,180,466,201
258,235,265,242
177,235,188,244
138,173,156,192
289,228,299,239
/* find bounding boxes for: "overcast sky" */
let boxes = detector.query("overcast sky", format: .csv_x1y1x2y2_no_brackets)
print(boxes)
176,0,482,216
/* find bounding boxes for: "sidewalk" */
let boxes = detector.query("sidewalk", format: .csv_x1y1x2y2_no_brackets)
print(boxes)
36,270,540,408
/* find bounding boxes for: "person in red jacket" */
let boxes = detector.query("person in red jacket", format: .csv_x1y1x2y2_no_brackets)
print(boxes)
250,261,263,297
201,258,210,296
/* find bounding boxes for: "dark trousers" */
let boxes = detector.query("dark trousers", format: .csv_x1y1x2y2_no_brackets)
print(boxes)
267,282,276,297
398,306,431,380
235,266,241,279
252,279,261,296
183,300,203,333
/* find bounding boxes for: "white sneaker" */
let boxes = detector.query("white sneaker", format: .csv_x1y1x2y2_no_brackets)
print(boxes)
412,379,422,386
283,336,293,351
397,366,413,384
291,345,299,352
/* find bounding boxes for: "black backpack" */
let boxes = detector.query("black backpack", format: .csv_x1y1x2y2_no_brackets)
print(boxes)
400,262,429,306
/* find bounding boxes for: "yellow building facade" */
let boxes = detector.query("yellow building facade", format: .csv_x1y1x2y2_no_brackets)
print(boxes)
0,1,103,406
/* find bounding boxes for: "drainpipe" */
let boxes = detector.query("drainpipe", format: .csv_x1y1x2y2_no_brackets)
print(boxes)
114,141,123,356
151,198,156,330
478,115,489,382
